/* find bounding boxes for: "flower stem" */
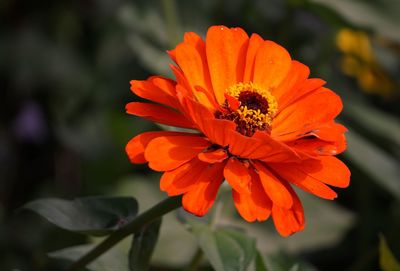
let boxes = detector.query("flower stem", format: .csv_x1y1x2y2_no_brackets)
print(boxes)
65,195,182,271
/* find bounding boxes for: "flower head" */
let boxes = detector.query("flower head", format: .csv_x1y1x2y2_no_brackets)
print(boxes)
126,25,350,236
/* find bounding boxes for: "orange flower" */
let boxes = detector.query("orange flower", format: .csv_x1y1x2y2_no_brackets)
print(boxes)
126,26,350,236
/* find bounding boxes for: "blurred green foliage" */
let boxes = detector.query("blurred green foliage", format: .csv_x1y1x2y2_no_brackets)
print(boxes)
1,0,399,270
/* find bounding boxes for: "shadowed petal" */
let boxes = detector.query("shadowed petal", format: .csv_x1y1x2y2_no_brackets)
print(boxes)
182,162,225,216
224,157,251,194
198,148,228,163
233,169,272,222
160,158,209,196
272,182,305,237
253,161,293,209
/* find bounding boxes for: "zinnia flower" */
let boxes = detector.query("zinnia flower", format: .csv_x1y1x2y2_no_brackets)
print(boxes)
126,25,350,236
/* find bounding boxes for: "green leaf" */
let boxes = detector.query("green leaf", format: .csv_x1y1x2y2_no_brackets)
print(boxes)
343,100,400,149
255,251,269,271
310,0,400,42
187,220,256,271
49,244,129,271
129,218,162,271
22,196,138,236
379,235,400,271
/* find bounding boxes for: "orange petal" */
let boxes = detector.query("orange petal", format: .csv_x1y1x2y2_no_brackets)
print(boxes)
227,130,300,163
272,183,305,237
183,32,205,49
252,40,292,90
311,121,347,142
288,137,346,157
271,87,343,140
126,131,183,164
224,158,251,194
227,130,262,158
167,49,177,63
232,169,272,222
292,121,347,142
253,161,293,209
180,96,236,146
175,43,213,108
170,65,194,98
272,61,310,107
224,93,240,111
206,26,249,104
145,135,211,171
243,33,264,83
198,148,228,163
269,162,338,200
130,77,178,109
160,158,209,196
285,78,326,107
126,102,196,129
299,157,351,188
182,162,225,216
198,117,236,147
252,131,301,162
179,95,215,125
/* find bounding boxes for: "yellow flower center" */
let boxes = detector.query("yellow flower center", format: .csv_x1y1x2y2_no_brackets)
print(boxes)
215,82,278,137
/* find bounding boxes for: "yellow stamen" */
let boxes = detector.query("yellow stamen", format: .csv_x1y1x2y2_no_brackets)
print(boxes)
226,82,278,128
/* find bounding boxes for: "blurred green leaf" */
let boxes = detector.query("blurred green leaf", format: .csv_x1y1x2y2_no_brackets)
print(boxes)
22,196,138,236
187,220,256,271
344,100,400,149
255,251,269,271
345,130,400,200
311,0,400,42
379,235,400,271
49,244,129,271
129,218,162,271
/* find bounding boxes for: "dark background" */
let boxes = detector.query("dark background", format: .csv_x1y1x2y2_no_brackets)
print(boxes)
1,0,399,270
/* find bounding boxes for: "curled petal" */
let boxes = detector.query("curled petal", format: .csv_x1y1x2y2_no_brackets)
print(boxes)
198,148,228,163
288,137,347,157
